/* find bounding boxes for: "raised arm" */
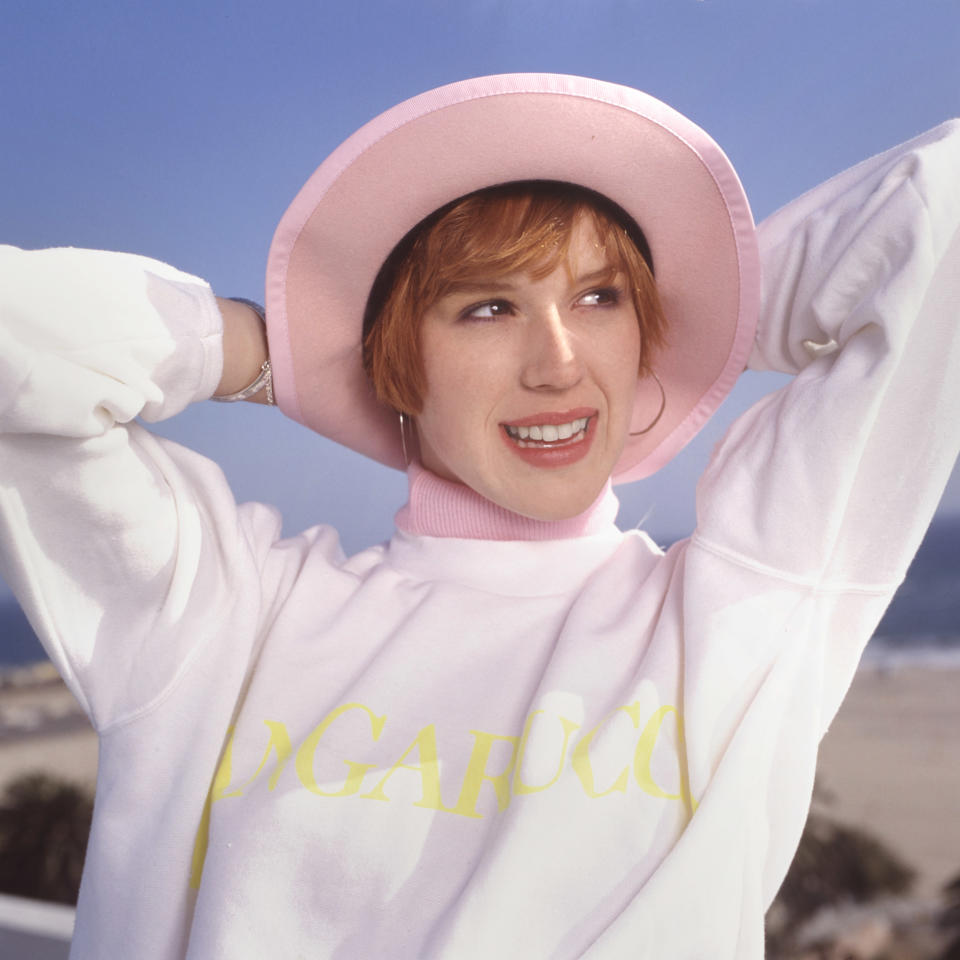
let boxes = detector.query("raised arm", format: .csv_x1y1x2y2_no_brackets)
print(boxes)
696,121,959,576
690,121,960,719
0,247,282,729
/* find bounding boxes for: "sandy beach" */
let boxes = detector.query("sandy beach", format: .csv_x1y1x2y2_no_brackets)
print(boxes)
1,661,958,901
0,664,98,791
814,663,960,899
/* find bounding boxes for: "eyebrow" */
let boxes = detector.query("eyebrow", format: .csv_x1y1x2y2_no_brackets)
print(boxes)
443,266,620,296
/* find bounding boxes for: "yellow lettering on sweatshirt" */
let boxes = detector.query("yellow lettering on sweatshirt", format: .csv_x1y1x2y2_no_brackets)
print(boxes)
448,730,520,819
360,723,449,810
571,702,643,797
228,720,293,797
633,704,697,814
512,710,580,796
296,702,386,797
190,722,243,890
633,705,682,799
188,697,693,890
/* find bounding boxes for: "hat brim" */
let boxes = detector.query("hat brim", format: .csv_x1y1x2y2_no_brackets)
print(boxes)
266,73,759,484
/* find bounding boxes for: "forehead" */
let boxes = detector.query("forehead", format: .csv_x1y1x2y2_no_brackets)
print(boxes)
563,216,619,268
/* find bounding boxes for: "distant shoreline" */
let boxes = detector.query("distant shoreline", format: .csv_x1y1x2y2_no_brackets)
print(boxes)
5,634,960,679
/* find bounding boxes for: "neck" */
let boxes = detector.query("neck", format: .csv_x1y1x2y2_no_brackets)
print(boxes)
394,462,620,540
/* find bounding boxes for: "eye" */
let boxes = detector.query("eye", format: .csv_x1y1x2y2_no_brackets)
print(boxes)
460,299,514,321
577,286,622,308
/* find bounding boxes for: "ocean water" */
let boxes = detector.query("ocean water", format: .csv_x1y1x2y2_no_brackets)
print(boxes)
862,515,960,669
1,517,958,671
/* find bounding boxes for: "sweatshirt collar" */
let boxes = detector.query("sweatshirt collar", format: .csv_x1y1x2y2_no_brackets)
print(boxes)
386,465,629,596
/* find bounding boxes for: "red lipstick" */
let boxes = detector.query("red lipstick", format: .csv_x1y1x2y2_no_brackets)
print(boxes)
501,407,597,428
499,409,597,468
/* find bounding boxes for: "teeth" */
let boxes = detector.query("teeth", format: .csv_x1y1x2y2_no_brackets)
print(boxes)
504,417,589,445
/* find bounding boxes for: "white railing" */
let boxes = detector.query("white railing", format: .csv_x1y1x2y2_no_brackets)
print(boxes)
0,893,74,959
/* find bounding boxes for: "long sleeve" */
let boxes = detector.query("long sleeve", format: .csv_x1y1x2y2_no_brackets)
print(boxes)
0,246,281,730
689,121,960,730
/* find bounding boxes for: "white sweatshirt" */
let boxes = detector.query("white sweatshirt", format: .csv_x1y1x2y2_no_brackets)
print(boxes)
1,122,958,960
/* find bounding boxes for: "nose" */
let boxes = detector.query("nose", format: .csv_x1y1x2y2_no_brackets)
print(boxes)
520,307,583,391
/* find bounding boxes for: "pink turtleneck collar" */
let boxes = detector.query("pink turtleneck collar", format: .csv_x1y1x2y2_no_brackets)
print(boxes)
394,462,621,541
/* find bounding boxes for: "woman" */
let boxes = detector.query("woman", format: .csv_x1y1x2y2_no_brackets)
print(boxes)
1,74,958,959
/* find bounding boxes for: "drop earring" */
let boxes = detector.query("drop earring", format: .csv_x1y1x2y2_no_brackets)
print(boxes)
398,412,411,466
629,372,666,436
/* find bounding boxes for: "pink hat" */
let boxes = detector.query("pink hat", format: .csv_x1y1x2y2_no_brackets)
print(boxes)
266,73,759,484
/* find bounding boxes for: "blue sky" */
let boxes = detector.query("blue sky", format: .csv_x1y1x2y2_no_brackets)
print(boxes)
2,0,959,593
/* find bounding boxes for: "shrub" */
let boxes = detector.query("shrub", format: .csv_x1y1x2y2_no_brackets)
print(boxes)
0,772,93,905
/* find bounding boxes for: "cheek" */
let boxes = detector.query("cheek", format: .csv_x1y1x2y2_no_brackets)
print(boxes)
418,346,493,458
596,329,642,447
600,322,642,393
421,332,508,420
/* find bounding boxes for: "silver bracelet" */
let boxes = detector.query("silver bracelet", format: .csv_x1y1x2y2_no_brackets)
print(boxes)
212,298,276,405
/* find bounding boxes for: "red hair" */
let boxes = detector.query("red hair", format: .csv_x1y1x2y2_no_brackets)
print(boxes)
363,182,666,414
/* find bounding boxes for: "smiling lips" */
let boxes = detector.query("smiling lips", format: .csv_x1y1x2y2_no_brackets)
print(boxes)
500,409,597,467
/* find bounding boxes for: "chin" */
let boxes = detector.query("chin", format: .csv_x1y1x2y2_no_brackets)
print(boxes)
494,477,607,523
